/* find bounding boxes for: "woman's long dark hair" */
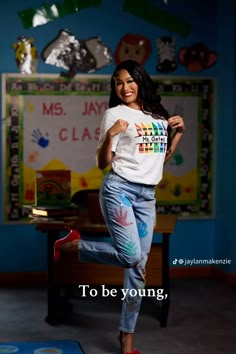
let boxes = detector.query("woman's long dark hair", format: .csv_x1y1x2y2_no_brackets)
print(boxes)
109,60,169,119
109,60,171,148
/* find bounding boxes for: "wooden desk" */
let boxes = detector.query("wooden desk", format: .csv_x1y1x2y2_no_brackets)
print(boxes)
34,214,177,328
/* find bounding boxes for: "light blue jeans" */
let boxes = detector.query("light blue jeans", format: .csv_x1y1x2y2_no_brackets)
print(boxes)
78,171,156,333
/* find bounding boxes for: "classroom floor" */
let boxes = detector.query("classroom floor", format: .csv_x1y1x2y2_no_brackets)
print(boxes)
0,278,235,354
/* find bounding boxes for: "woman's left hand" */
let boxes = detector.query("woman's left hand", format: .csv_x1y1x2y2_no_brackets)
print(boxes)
168,115,185,133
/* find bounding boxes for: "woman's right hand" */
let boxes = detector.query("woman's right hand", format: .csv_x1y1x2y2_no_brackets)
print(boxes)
108,119,129,137
96,119,129,169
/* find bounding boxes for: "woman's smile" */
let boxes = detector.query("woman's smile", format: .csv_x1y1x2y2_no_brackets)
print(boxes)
114,69,141,109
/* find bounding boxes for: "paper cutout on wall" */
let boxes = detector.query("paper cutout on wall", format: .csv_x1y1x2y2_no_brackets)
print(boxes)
18,0,102,29
114,33,152,65
41,29,112,78
123,0,190,37
12,36,38,74
156,36,177,73
179,42,217,72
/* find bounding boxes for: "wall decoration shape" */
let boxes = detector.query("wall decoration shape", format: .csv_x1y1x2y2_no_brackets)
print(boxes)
2,74,214,223
156,36,177,73
179,42,217,72
123,0,190,37
12,36,38,74
114,33,152,65
42,29,113,78
18,0,102,29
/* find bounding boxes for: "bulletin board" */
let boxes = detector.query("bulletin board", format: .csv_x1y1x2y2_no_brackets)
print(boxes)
1,74,214,223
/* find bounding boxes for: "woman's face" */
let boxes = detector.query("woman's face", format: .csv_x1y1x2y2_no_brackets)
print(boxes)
114,69,141,109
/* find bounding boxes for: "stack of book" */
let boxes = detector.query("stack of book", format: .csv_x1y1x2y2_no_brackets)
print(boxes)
28,205,80,224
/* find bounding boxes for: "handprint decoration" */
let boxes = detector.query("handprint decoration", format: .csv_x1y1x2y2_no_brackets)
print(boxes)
32,129,49,148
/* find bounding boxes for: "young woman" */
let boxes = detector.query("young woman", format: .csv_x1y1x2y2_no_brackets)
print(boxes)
55,60,185,354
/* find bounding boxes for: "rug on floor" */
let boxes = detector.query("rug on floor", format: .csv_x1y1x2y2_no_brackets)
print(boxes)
0,339,84,353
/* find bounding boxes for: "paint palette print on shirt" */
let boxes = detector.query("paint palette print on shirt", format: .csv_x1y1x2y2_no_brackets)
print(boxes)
135,121,168,153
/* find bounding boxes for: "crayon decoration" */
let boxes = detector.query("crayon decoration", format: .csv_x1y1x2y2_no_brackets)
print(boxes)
123,0,190,37
135,123,144,153
18,0,102,29
141,123,149,153
152,122,159,153
146,122,154,152
157,121,165,153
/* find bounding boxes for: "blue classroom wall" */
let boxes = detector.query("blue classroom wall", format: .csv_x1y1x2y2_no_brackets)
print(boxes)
214,0,236,273
0,0,235,273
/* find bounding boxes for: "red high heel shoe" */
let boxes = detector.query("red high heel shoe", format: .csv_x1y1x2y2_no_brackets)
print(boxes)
54,227,80,262
118,332,140,354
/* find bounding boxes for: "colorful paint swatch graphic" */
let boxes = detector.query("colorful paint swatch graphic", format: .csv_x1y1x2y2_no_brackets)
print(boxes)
135,121,167,154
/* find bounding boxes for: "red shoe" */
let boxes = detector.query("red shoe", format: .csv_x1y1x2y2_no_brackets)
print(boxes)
118,332,140,354
54,227,81,262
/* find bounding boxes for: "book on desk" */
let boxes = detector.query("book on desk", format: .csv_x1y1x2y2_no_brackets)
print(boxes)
27,205,80,224
31,205,79,217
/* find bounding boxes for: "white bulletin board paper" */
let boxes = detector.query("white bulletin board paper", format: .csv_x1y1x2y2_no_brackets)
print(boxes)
2,74,214,222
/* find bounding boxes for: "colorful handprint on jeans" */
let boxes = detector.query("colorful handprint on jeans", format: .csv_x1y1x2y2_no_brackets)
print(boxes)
123,239,138,257
113,207,133,227
119,194,132,207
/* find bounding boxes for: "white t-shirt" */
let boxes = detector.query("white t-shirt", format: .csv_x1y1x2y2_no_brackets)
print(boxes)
97,104,168,185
